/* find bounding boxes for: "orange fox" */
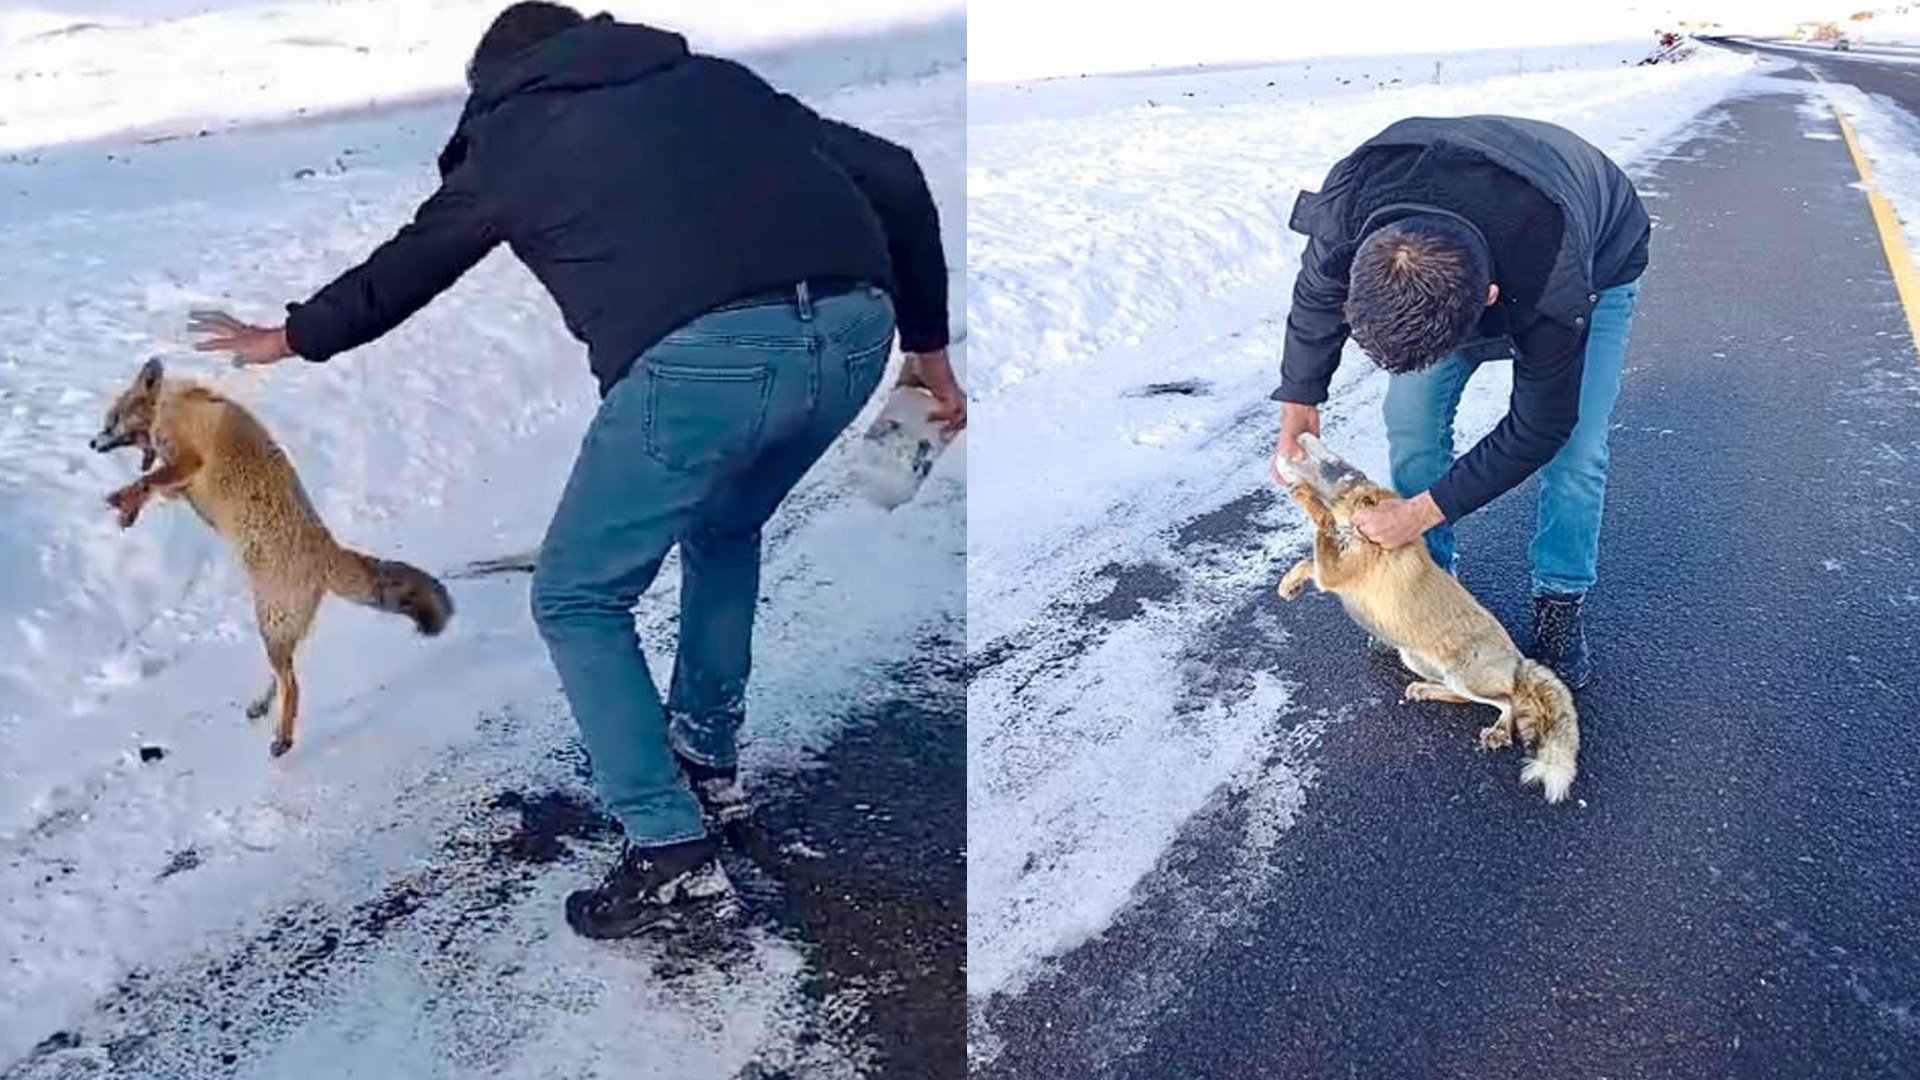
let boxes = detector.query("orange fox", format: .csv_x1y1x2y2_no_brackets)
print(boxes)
90,359,452,757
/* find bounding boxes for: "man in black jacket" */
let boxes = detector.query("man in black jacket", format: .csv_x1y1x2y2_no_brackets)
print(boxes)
1272,115,1649,689
192,2,963,939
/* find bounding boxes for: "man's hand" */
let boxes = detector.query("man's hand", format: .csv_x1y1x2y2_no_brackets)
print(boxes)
1272,402,1321,483
901,348,967,435
1353,492,1446,550
190,310,294,367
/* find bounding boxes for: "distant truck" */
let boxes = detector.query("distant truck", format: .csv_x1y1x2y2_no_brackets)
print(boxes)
1834,33,1854,50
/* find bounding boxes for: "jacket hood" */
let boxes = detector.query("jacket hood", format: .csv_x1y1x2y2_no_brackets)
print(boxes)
468,15,690,111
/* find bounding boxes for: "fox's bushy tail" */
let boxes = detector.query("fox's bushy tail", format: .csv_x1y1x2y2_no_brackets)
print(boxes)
328,546,453,636
1513,658,1579,804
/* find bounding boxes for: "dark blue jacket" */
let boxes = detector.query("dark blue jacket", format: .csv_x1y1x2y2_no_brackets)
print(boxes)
1274,115,1649,521
285,16,948,394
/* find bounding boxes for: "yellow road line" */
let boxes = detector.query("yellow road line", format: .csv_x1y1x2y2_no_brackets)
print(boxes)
1816,71,1920,362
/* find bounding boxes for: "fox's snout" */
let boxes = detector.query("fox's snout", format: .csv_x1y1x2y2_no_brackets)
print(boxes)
90,431,129,453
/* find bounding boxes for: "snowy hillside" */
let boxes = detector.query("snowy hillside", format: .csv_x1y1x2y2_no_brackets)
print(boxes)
965,34,1764,1039
0,8,964,1078
0,0,964,151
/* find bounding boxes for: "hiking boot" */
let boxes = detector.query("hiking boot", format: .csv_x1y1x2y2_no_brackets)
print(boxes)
1530,592,1592,690
676,752,753,825
564,836,733,940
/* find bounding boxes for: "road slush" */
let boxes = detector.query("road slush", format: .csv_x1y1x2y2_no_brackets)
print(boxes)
850,386,954,509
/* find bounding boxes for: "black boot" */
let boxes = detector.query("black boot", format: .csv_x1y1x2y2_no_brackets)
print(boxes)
675,752,753,825
564,836,732,940
1530,592,1592,690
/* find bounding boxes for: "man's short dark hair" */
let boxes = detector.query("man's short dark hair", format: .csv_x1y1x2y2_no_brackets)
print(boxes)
1344,216,1492,374
469,2,586,86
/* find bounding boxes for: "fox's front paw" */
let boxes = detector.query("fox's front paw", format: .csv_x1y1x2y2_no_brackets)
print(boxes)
106,484,147,529
269,736,293,758
1276,559,1314,600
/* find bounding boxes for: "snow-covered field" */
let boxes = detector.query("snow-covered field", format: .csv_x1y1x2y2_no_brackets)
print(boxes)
964,34,1766,1037
963,0,1833,82
0,7,963,1077
0,0,963,151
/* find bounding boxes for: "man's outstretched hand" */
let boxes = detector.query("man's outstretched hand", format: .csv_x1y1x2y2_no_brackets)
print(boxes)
1354,492,1446,550
190,310,294,367
902,348,967,435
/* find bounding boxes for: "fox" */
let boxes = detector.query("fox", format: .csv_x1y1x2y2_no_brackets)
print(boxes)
1273,433,1579,803
90,358,452,758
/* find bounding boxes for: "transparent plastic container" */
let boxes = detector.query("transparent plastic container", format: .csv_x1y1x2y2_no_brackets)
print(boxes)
850,386,952,510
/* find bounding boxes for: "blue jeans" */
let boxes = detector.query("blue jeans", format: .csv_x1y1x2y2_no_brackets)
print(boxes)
531,284,896,845
1383,280,1641,596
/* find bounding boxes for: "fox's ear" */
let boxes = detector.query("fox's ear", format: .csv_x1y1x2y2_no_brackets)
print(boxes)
137,357,163,391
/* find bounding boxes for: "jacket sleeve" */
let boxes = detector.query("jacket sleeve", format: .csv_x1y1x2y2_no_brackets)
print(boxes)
808,115,950,353
1271,232,1353,404
284,166,499,362
1425,327,1587,522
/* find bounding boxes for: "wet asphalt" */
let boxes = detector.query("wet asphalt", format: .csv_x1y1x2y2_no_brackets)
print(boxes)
976,53,1920,1079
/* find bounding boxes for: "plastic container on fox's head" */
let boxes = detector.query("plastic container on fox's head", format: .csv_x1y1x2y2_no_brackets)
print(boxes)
850,386,952,510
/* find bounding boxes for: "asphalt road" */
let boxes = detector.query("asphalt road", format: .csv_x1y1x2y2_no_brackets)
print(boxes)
976,55,1920,1079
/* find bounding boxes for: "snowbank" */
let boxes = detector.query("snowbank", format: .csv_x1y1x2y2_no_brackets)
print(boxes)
0,0,964,152
966,40,1764,1015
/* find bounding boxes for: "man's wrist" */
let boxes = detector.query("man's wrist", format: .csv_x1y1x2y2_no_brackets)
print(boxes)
1414,491,1446,529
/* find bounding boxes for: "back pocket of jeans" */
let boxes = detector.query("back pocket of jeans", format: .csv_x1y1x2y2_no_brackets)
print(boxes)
642,360,773,471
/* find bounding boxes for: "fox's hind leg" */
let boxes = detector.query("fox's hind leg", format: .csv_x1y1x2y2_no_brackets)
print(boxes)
254,586,320,759
1478,704,1517,751
266,645,300,759
1403,680,1473,704
246,679,277,722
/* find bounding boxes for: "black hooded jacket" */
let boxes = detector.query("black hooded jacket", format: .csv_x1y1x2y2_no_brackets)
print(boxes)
1274,115,1649,521
284,15,949,394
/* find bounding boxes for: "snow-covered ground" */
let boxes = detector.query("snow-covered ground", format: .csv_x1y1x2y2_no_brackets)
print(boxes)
0,9,963,1078
0,0,963,151
964,35,1766,1036
1846,8,1920,46
964,0,1836,82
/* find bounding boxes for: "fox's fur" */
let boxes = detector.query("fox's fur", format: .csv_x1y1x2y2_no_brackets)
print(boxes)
1275,434,1579,803
92,359,452,757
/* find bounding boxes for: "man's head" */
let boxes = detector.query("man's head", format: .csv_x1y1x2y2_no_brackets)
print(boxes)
1344,215,1495,374
468,2,586,87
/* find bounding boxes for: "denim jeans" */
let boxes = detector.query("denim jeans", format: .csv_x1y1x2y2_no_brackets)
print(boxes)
1383,279,1641,596
531,283,896,845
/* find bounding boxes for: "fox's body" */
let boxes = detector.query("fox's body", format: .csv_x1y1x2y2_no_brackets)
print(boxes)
92,360,451,757
1275,433,1579,802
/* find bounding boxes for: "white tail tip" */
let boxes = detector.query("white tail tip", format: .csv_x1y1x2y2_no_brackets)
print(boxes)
1520,755,1576,804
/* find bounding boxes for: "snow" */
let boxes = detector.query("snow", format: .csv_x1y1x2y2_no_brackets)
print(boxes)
1849,8,1920,47
965,35,1764,1034
0,0,964,152
0,10,962,1075
965,0,1836,83
1803,71,1920,270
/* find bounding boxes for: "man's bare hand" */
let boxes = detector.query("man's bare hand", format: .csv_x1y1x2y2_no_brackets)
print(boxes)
189,310,294,367
902,348,967,435
1353,492,1446,550
1272,402,1321,484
